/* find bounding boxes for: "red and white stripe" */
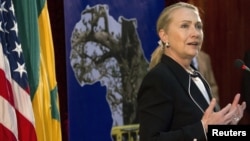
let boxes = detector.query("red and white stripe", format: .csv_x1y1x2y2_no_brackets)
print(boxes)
0,32,37,141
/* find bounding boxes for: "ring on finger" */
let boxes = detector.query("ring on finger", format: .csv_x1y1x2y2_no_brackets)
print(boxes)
233,116,240,122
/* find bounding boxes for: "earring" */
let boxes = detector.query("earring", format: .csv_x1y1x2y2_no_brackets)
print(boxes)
158,40,164,49
165,42,169,48
158,40,170,49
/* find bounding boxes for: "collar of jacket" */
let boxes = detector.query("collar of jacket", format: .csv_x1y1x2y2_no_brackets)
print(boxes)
160,55,219,112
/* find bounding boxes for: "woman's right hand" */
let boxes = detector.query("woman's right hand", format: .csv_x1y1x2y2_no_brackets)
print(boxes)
201,93,246,132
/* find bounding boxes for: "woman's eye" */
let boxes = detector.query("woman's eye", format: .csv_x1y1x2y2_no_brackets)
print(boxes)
196,24,203,29
181,24,189,28
196,25,202,29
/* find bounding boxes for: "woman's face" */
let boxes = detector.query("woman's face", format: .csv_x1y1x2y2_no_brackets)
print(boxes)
164,7,203,60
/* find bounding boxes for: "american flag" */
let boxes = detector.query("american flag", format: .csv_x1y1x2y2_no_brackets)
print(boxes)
0,0,37,140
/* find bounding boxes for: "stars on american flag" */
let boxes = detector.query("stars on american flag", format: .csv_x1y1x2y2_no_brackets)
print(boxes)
0,21,3,31
14,62,27,78
13,42,22,57
0,0,28,89
0,1,7,13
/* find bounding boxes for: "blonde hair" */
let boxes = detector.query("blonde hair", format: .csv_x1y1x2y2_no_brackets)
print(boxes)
148,2,199,70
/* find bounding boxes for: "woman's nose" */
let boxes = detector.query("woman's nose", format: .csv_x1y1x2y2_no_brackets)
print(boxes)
191,26,202,38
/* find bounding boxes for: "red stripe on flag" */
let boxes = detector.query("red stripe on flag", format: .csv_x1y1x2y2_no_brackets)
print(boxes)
16,110,37,141
0,123,17,141
0,69,14,106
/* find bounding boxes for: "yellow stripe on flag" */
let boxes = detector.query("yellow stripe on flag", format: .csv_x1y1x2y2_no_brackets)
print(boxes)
32,2,62,141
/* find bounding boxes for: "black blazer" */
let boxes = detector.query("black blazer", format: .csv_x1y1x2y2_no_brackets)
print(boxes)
137,55,217,141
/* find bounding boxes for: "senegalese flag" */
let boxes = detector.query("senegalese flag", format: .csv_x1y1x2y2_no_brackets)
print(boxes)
13,0,62,141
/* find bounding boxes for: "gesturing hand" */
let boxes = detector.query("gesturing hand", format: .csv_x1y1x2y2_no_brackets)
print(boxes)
201,93,246,132
229,93,246,125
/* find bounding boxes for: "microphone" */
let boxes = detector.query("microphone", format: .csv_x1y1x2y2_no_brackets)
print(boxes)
234,59,250,72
